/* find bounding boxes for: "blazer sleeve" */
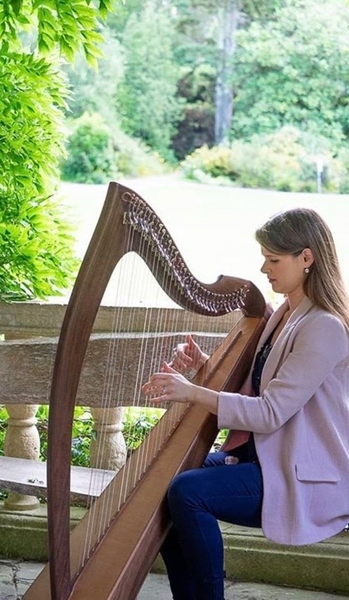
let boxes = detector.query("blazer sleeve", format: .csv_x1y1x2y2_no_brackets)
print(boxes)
217,312,349,434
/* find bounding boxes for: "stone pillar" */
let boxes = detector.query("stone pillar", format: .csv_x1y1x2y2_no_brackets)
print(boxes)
89,407,127,472
3,404,41,510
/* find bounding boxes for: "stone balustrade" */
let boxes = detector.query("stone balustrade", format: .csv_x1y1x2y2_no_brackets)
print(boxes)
0,301,233,510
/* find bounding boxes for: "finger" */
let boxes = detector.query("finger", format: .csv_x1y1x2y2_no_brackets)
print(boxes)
186,334,196,350
162,361,177,373
169,353,191,373
149,384,173,404
141,376,162,392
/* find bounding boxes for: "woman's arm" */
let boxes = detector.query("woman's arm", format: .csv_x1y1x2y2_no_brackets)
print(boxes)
143,313,348,434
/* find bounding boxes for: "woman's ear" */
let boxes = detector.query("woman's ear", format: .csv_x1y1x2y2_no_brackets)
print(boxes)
303,247,314,268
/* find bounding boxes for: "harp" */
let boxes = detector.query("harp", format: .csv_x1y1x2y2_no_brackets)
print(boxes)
23,182,266,600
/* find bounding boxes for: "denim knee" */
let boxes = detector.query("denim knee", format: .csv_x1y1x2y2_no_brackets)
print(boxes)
167,469,197,513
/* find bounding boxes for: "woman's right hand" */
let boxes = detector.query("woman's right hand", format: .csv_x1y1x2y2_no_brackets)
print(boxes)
169,334,209,374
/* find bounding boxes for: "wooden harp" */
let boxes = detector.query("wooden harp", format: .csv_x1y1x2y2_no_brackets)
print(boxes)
23,182,266,600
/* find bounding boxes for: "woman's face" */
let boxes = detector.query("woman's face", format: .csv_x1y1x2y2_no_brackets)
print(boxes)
260,246,311,297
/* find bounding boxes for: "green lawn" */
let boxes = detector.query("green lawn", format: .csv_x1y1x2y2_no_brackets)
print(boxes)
60,176,349,307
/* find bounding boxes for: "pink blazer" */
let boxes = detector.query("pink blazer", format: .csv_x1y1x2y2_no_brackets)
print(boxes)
218,296,349,545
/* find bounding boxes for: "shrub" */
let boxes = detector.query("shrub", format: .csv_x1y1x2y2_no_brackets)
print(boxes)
181,126,348,193
61,112,169,183
335,145,349,194
122,407,164,454
61,113,119,184
180,144,238,185
113,131,169,178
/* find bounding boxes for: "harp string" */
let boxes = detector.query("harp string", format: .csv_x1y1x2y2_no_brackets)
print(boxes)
77,206,229,571
73,217,173,565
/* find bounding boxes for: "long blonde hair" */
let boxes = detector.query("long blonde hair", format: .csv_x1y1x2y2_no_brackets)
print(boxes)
255,208,349,330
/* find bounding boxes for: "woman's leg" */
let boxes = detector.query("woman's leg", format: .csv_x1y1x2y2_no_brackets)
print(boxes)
160,451,228,599
161,462,263,600
202,451,228,467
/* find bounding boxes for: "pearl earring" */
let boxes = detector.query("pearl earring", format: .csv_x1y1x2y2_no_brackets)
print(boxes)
304,267,310,274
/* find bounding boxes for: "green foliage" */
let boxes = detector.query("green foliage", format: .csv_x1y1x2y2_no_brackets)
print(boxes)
113,137,169,178
63,31,125,120
336,146,349,193
0,405,7,456
181,126,347,193
232,0,349,143
117,0,181,159
61,112,119,184
0,405,165,467
0,52,78,300
0,0,119,302
61,112,169,183
0,0,116,65
35,405,95,467
181,144,237,184
122,407,164,453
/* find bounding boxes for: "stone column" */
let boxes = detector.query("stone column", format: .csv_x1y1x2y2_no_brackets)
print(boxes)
3,404,41,510
89,407,127,472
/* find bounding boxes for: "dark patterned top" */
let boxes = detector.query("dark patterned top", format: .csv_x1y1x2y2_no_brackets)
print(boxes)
246,334,273,463
251,334,273,396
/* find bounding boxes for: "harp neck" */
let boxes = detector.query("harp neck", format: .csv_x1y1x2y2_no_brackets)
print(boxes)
121,185,265,317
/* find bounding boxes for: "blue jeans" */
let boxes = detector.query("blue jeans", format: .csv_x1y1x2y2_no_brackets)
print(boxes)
161,452,263,600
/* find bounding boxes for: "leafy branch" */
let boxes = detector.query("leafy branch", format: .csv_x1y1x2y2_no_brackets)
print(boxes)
0,0,116,64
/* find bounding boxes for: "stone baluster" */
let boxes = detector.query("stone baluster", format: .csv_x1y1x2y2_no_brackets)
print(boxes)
89,407,127,472
3,404,40,510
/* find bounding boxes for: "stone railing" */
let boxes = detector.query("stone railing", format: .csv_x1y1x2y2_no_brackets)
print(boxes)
0,301,235,511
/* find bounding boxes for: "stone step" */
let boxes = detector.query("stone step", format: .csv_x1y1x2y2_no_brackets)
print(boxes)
221,523,349,596
1,504,348,596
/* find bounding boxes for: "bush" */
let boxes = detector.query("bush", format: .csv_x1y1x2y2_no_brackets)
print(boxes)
181,144,238,185
0,405,164,467
113,131,169,178
61,112,170,183
122,407,165,454
61,113,119,184
181,126,348,193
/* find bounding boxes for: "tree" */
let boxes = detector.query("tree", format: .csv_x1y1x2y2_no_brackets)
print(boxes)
117,0,181,159
63,30,124,121
0,52,80,300
231,0,349,143
0,0,119,300
215,0,240,143
171,0,284,145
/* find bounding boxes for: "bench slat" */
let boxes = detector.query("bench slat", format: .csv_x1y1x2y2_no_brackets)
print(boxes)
0,456,116,503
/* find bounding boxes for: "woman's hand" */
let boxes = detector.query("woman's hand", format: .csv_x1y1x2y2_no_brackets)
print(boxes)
142,362,195,404
142,362,219,414
170,334,209,374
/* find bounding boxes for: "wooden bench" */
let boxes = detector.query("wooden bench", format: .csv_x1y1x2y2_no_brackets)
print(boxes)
0,456,116,504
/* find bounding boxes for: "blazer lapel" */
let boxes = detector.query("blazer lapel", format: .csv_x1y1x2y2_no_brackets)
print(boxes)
260,296,314,391
254,300,289,352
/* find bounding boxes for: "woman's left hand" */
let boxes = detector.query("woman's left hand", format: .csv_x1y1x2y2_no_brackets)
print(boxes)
142,362,196,404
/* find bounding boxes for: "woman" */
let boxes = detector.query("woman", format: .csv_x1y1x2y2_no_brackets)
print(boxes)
142,207,349,600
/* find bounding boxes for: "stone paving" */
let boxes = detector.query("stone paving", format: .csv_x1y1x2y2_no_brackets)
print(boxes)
0,559,347,600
